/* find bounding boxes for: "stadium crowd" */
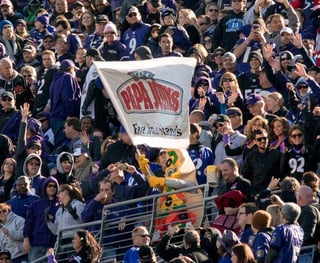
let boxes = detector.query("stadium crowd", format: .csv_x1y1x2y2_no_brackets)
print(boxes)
0,0,318,262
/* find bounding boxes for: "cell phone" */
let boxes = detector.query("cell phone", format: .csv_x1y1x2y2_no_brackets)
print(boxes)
287,65,296,72
252,24,260,30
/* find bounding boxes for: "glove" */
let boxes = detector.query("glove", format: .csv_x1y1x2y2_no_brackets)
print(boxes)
148,176,166,188
223,134,230,145
138,155,150,176
81,108,91,116
66,204,78,220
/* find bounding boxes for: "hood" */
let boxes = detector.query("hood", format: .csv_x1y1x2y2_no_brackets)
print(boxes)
23,153,42,178
0,69,18,81
41,176,59,198
295,77,312,101
56,151,74,175
27,117,43,136
52,71,67,81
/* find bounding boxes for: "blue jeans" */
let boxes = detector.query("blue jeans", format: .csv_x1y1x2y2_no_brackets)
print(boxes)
28,246,48,263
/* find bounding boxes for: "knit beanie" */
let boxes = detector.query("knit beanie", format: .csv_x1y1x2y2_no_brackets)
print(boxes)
36,14,49,27
103,22,117,35
0,20,13,34
60,153,73,163
251,210,271,230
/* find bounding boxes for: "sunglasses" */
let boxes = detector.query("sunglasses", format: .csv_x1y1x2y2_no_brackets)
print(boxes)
1,97,12,102
0,209,8,214
214,123,224,129
290,133,303,138
47,184,57,188
214,52,223,57
105,32,116,35
23,74,32,78
255,136,267,142
297,85,308,90
208,9,219,12
222,78,234,82
281,57,291,61
128,12,137,17
139,234,150,238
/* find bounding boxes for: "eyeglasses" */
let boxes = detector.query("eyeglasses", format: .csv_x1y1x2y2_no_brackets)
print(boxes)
297,85,308,90
47,184,57,188
199,23,209,26
0,209,8,214
23,74,32,78
214,123,224,129
214,52,223,57
139,234,150,238
290,133,303,138
128,12,137,17
208,9,219,12
28,161,40,166
1,97,12,102
222,78,234,82
255,136,267,142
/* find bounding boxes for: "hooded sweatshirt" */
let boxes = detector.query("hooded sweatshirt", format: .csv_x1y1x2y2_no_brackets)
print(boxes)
23,176,60,247
23,153,47,197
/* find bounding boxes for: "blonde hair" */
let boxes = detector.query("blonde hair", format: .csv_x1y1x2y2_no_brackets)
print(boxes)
179,9,199,28
267,92,284,107
266,204,281,227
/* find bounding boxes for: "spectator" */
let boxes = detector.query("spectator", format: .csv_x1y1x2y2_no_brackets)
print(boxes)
22,0,42,30
121,6,150,60
69,1,85,29
188,123,214,185
0,91,18,132
54,18,82,56
29,14,50,46
0,157,15,202
47,229,102,263
156,225,211,262
7,176,39,219
46,184,85,243
124,226,151,263
22,153,47,197
33,50,58,115
0,202,27,262
0,250,12,263
0,0,24,25
81,178,129,259
84,14,109,49
241,128,281,195
245,93,277,124
54,151,77,185
50,0,72,24
139,245,157,263
178,8,201,46
156,32,183,58
301,171,320,203
265,202,304,263
237,203,257,248
54,34,75,62
22,176,60,262
213,0,247,51
231,243,256,263
251,210,273,263
216,230,240,263
100,21,127,61
268,117,290,151
49,59,81,146
0,57,32,108
78,10,96,36
203,3,219,36
14,18,29,40
296,185,320,246
213,114,246,166
218,158,253,207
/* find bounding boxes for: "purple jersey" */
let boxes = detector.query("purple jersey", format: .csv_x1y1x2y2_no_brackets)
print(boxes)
269,223,304,263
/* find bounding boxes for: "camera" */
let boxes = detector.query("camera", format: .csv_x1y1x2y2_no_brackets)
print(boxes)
118,163,128,170
252,24,261,30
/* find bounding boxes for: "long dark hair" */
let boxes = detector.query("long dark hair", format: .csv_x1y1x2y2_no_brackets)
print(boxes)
76,229,102,263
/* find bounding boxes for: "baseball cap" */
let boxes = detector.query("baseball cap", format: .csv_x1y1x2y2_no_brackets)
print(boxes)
150,0,161,8
226,107,242,117
96,14,108,23
280,27,293,35
27,140,42,149
246,93,263,105
60,59,79,71
0,250,11,259
139,245,156,263
213,114,230,124
0,0,12,6
86,48,104,61
1,91,14,100
23,44,36,53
